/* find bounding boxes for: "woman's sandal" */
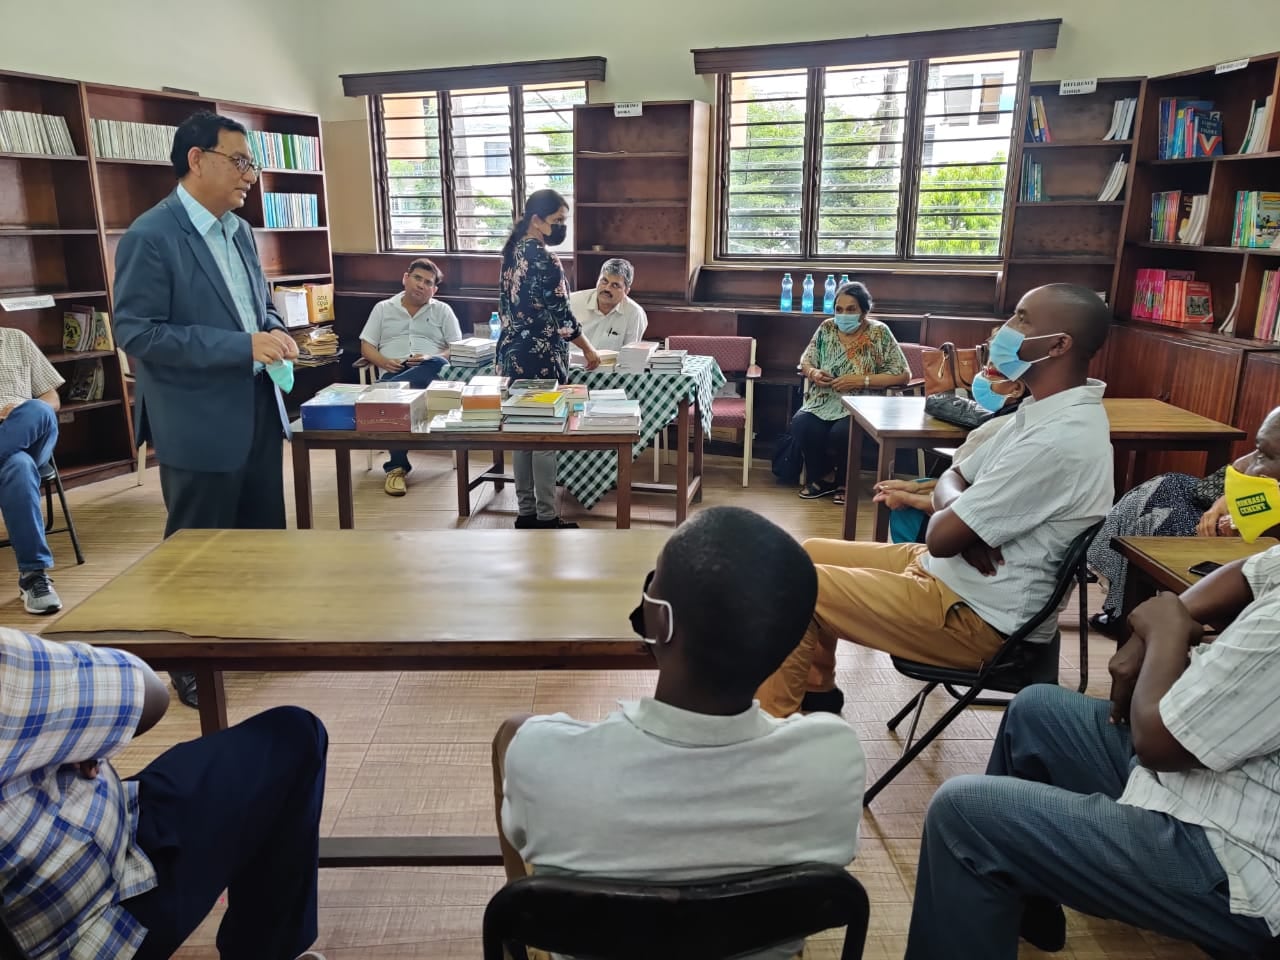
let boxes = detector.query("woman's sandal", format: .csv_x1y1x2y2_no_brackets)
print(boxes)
799,480,837,499
833,488,847,505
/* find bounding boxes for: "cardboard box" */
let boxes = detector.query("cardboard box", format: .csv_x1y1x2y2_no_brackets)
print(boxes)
299,384,367,431
355,385,429,432
272,286,310,329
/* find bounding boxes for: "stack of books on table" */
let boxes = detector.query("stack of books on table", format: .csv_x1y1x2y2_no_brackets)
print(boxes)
570,397,642,433
446,383,503,431
618,341,658,373
570,347,619,368
469,374,510,395
649,349,687,374
501,389,569,433
448,338,497,367
425,380,465,420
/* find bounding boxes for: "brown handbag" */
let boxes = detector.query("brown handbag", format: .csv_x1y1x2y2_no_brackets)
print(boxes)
922,341,982,395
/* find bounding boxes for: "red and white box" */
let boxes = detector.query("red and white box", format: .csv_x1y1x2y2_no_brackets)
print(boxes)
355,385,429,432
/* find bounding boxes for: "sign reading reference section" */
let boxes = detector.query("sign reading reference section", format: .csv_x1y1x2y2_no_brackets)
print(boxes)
1058,78,1098,96
613,102,643,118
0,295,56,312
1215,58,1249,74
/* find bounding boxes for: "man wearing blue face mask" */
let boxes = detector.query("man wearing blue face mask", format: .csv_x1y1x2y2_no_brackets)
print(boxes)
757,283,1114,719
491,507,865,960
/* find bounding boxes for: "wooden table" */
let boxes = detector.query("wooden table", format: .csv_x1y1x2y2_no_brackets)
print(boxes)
841,397,1246,541
1111,535,1276,639
47,528,668,868
290,425,640,530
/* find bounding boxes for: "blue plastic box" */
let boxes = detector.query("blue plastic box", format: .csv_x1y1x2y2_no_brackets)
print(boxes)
299,384,368,431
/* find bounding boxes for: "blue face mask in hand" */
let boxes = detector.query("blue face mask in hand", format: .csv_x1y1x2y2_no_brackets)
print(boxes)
987,324,1062,381
833,314,862,334
267,359,294,393
970,373,1008,413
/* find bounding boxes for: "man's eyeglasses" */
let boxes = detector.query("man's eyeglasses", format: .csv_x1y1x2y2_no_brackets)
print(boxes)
203,149,262,177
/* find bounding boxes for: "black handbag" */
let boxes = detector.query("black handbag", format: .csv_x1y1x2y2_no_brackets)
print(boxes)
924,392,992,430
771,433,803,485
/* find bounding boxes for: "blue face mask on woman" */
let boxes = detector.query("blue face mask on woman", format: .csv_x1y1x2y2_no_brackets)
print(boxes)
987,324,1062,381
970,372,1007,413
833,314,862,334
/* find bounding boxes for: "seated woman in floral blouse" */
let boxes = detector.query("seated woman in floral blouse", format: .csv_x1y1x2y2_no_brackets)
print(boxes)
792,281,910,504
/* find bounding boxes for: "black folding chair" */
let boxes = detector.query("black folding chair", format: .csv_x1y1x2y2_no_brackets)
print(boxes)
0,456,85,565
864,520,1103,805
482,863,869,960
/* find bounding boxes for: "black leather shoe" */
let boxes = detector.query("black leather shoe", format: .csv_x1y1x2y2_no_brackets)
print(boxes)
534,517,579,529
1021,897,1066,952
171,671,199,709
514,514,540,529
800,686,845,715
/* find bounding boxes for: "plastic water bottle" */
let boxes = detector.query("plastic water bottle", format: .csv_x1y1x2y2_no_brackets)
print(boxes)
780,273,793,312
839,273,850,287
823,274,837,313
801,274,815,313
489,311,501,341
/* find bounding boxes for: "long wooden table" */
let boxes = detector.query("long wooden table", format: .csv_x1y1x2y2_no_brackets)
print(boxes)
841,396,1247,541
290,424,639,529
47,528,667,867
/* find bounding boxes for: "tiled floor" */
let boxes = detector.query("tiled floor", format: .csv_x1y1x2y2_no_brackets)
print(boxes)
0,446,1210,958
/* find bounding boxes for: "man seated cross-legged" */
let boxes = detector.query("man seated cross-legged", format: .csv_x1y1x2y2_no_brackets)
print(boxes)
492,506,866,960
0,627,328,960
755,283,1115,718
905,530,1280,960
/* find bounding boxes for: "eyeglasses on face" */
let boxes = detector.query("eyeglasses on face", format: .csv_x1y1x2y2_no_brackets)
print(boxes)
203,149,262,176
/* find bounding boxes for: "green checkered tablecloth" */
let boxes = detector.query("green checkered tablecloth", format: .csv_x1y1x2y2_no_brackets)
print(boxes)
439,355,725,509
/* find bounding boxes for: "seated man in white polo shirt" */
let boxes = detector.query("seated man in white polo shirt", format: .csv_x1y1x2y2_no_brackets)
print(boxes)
905,535,1280,960
358,257,461,496
568,258,647,355
493,506,865,960
756,283,1115,718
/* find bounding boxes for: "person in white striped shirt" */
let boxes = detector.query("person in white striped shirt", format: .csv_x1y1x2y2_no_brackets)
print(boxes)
905,538,1280,959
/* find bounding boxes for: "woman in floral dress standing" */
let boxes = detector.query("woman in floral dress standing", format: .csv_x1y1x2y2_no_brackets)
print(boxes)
498,189,600,529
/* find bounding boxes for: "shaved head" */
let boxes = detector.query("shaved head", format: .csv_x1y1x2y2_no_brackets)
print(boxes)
1020,284,1112,360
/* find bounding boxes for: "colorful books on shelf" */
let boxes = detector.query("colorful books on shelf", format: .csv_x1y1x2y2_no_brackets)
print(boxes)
1132,269,1213,324
1150,191,1208,244
1256,270,1280,342
1025,96,1051,143
1019,155,1042,201
1238,97,1274,155
66,358,105,402
262,192,319,228
1232,191,1280,247
1103,98,1137,141
0,111,75,155
61,305,113,352
1097,158,1128,202
90,119,175,161
1157,98,1222,158
247,130,320,171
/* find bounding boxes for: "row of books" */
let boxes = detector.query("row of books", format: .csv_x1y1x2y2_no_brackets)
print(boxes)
1019,156,1043,201
246,130,320,171
1025,96,1053,143
1231,191,1280,248
429,378,640,434
1096,158,1128,202
62,305,115,352
1150,191,1208,245
1157,98,1223,159
1256,270,1280,342
263,192,320,229
1021,96,1135,144
91,119,175,162
66,358,106,402
1239,97,1274,155
0,111,76,155
1131,268,1214,324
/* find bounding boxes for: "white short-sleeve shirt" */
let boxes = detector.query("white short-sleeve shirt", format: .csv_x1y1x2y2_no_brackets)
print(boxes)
359,294,461,360
0,328,64,409
568,289,648,352
501,697,865,960
921,380,1114,637
1119,545,1280,934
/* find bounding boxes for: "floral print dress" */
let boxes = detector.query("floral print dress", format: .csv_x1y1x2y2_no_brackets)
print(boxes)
798,317,910,421
497,237,580,383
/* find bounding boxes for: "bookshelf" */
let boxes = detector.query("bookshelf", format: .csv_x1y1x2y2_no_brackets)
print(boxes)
0,69,332,486
1001,77,1144,312
572,101,710,302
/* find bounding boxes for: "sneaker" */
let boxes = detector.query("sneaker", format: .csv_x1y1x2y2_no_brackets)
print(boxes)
19,572,62,615
384,467,407,496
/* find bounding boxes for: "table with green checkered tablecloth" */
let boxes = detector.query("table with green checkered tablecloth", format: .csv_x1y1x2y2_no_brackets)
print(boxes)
440,355,725,509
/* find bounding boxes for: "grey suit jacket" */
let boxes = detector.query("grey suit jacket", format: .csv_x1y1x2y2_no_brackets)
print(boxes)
113,190,290,473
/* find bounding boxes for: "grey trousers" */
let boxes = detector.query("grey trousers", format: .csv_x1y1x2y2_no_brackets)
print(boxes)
514,450,557,520
905,684,1274,960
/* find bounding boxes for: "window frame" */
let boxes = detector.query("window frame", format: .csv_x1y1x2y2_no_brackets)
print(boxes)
713,51,1029,265
370,80,586,254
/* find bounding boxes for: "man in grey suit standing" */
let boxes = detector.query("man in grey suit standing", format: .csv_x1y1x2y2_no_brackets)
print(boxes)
114,111,299,708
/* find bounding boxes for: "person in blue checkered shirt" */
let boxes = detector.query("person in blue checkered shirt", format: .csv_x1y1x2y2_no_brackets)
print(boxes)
0,627,328,960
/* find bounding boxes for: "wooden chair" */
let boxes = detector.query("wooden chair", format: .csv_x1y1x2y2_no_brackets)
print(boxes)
659,335,760,487
482,863,869,960
864,520,1102,805
117,348,146,485
0,457,85,566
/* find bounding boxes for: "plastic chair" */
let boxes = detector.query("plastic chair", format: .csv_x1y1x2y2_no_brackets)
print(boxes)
482,863,869,960
864,520,1103,805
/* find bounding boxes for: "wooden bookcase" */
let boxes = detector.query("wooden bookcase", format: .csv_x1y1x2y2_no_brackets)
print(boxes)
0,69,332,486
1001,77,1144,312
572,101,709,302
